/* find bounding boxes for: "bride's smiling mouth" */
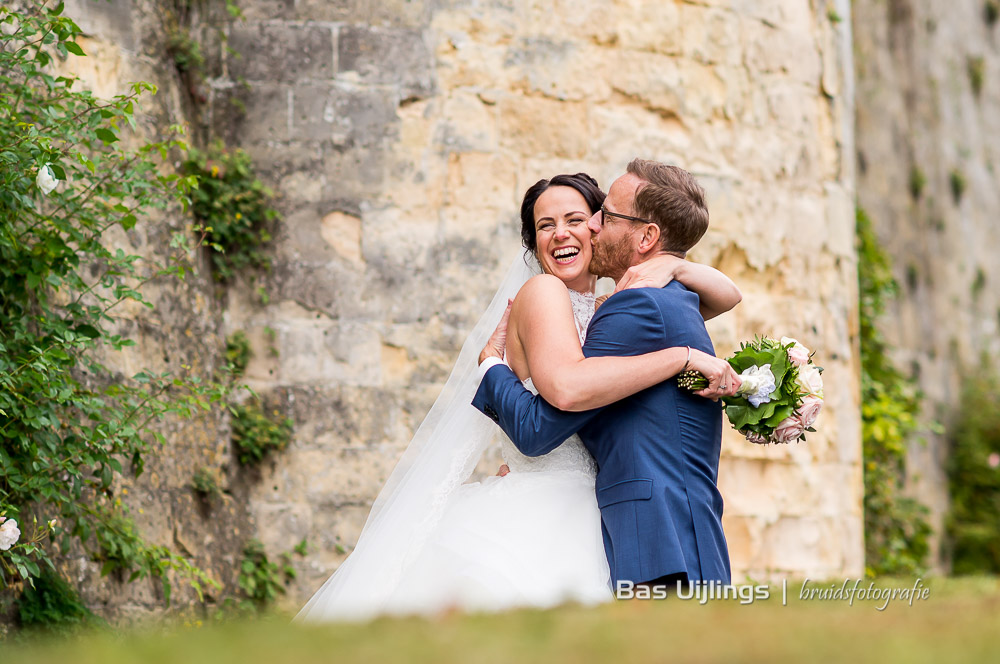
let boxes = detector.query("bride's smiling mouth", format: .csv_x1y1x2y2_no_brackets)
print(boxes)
552,246,581,264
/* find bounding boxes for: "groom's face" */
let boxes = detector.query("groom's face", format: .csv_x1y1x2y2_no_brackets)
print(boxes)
587,173,643,281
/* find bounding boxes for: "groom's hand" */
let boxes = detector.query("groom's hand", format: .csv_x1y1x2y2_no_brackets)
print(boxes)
614,253,684,292
479,299,513,365
686,349,742,401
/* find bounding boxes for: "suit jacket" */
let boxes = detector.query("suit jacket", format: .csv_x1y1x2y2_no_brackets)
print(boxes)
472,282,731,585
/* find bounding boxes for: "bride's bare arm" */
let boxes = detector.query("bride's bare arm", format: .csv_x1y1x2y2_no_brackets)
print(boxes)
614,254,741,320
506,275,739,412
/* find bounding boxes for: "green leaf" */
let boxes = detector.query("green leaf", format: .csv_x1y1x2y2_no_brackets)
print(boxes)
95,128,118,143
64,41,86,56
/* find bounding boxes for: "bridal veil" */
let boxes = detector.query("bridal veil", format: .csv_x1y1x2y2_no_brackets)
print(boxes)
295,253,541,621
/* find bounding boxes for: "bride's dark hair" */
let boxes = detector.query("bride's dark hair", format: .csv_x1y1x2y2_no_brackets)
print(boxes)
520,173,606,257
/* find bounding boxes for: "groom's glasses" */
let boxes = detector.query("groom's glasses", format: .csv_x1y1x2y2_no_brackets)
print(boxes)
600,205,650,226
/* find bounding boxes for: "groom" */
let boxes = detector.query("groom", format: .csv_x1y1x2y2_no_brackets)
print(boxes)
473,159,732,589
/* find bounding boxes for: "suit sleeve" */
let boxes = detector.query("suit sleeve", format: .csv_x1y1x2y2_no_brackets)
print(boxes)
469,290,667,456
471,363,603,457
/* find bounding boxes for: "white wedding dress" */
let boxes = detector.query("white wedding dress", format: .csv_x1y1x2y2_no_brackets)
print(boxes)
296,285,612,621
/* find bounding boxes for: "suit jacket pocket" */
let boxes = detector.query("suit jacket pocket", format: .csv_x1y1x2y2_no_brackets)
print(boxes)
597,478,653,508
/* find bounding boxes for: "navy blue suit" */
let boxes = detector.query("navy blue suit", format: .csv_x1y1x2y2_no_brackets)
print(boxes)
472,282,731,585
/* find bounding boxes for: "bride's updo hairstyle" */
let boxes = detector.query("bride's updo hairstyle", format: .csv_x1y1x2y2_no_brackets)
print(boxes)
519,173,606,259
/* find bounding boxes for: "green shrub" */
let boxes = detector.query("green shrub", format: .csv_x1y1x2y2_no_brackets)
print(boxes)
0,3,228,609
967,56,986,97
167,30,205,74
237,539,294,609
181,142,279,282
191,467,224,500
986,1,999,27
857,208,932,575
225,331,252,378
231,401,293,465
909,166,927,200
946,371,1000,574
950,169,967,203
17,569,100,634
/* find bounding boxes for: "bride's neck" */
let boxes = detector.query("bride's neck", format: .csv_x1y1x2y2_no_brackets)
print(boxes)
563,273,597,295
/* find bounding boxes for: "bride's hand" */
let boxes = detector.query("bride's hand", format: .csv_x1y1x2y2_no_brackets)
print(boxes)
614,253,686,293
479,299,513,365
685,349,742,401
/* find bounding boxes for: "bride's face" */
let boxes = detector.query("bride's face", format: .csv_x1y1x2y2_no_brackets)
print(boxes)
533,186,595,291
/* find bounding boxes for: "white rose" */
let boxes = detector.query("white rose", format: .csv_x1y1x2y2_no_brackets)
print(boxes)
780,336,811,366
797,365,824,398
36,164,59,195
737,364,777,408
0,518,20,551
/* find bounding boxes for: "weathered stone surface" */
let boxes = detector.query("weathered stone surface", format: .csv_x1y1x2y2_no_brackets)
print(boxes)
854,0,1000,569
63,0,136,51
338,25,434,99
227,22,334,83
46,0,889,623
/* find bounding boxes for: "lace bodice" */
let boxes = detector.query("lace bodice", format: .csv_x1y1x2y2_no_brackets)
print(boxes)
500,289,597,477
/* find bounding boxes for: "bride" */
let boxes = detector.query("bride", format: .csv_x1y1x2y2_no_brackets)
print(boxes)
296,173,741,621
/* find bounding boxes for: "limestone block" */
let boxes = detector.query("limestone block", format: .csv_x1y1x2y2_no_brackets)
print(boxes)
609,51,684,119
758,515,852,578
338,25,434,99
276,319,383,387
369,0,433,28
588,104,692,173
318,147,388,203
502,37,612,102
210,83,290,146
227,22,334,83
240,0,368,23
268,260,367,320
443,151,518,212
290,82,337,143
499,96,589,159
63,0,135,51
613,1,683,56
361,205,441,268
250,502,313,554
320,211,365,265
326,85,400,149
742,19,822,86
437,92,498,152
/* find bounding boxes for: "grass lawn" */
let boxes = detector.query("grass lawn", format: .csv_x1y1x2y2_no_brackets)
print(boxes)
4,577,999,663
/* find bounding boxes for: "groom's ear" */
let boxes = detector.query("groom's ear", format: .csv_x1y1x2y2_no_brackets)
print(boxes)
636,223,661,256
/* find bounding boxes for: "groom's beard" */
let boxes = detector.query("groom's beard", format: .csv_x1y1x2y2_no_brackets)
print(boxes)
589,233,634,282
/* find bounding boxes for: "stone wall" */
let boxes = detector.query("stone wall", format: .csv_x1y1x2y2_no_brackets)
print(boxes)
853,0,1000,567
207,0,863,609
50,0,866,620
38,0,253,622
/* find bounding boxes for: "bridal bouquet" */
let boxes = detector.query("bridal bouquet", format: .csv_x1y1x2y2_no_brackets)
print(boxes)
678,337,824,444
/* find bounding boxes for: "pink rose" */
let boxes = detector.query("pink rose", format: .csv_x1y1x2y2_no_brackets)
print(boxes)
772,416,805,444
796,395,823,429
781,336,811,366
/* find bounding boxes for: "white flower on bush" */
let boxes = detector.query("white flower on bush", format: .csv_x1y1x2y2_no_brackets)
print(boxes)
36,163,59,195
0,517,20,551
736,364,777,407
780,336,811,366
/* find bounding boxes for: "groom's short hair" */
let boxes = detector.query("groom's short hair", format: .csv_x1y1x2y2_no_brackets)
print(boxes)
626,159,709,255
